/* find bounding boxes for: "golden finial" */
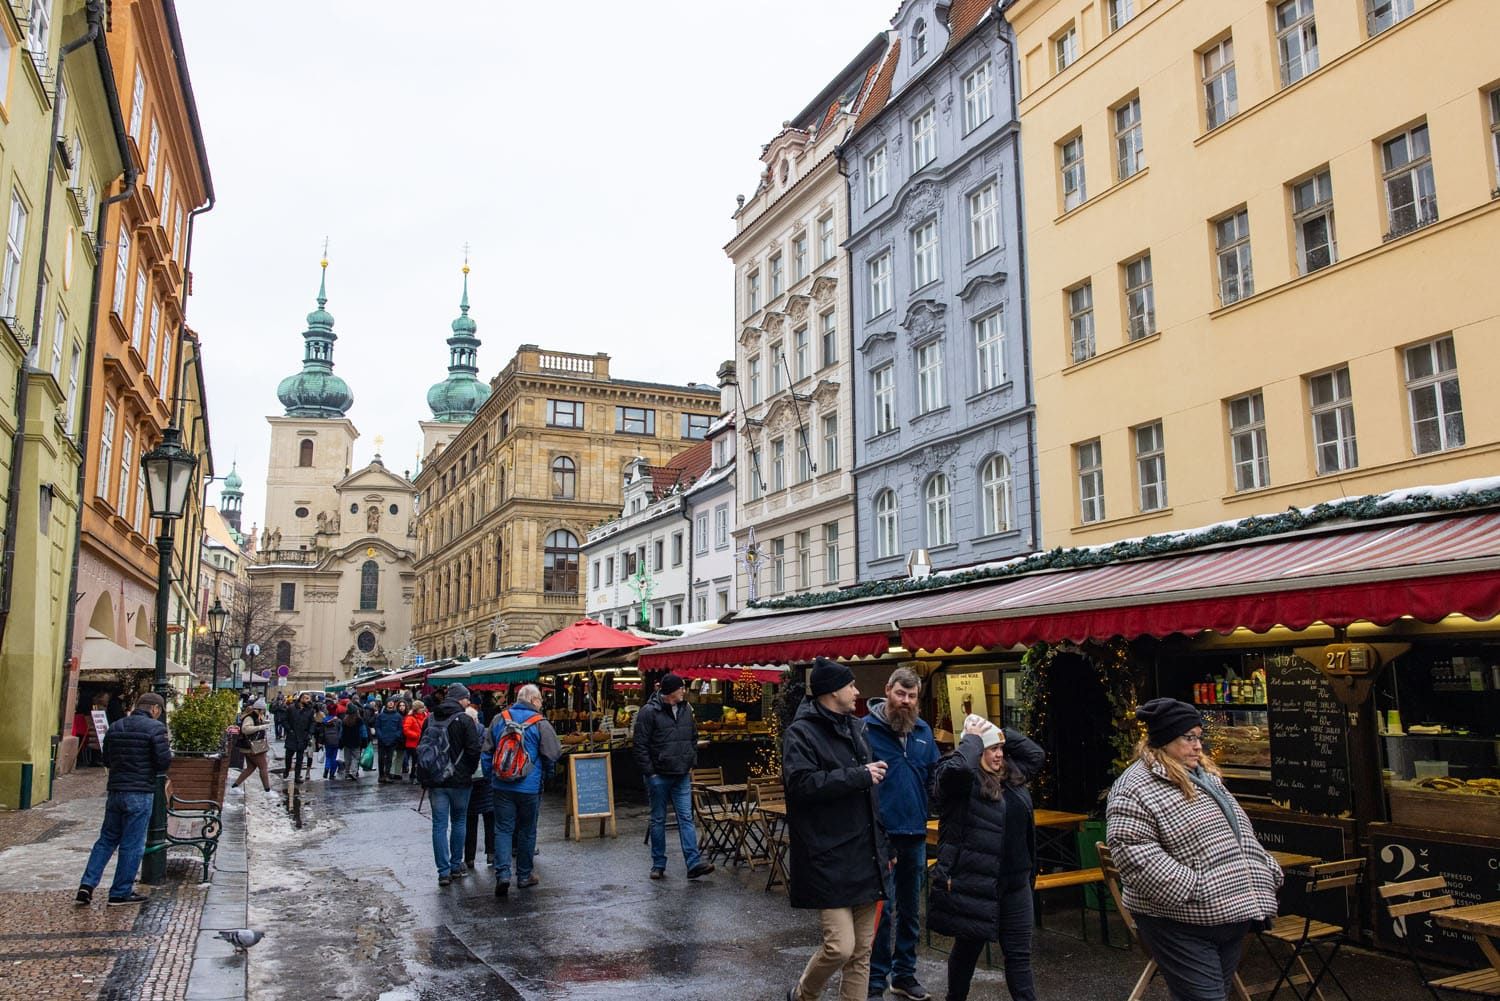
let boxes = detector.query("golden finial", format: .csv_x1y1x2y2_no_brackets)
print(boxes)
375,434,385,453
462,242,471,275
321,236,330,269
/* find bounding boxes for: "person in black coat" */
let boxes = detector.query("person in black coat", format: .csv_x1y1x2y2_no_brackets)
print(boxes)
281,692,316,781
782,658,888,1001
633,673,714,880
927,714,1046,1001
75,692,171,907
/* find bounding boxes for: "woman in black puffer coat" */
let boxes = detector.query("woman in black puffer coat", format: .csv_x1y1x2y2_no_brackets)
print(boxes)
928,714,1046,1001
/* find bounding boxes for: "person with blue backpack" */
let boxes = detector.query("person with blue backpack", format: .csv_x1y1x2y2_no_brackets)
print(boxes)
479,683,561,899
415,684,482,887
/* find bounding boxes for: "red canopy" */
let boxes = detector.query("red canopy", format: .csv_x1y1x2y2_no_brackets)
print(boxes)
526,619,654,658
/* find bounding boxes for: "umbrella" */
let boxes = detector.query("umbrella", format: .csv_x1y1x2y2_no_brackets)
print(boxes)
526,619,654,658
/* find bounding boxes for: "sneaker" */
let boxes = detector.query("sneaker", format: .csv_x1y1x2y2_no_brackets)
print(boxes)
107,892,148,906
649,868,665,880
868,989,886,999
451,865,469,878
438,874,452,887
74,886,92,906
889,977,931,1001
687,862,715,879
494,879,509,898
485,853,496,867
517,875,539,888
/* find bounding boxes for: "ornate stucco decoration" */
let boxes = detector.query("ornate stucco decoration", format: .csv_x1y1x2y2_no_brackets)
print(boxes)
958,272,1009,314
811,275,838,306
901,300,947,343
900,181,943,225
912,443,959,472
738,325,764,349
859,329,898,355
787,294,812,325
763,311,787,338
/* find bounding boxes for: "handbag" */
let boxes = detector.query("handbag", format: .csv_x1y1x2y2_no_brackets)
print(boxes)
361,744,375,770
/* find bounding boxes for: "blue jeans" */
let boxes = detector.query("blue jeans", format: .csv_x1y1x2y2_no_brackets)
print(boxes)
647,773,703,873
494,789,539,883
80,790,154,899
428,785,472,876
870,834,926,988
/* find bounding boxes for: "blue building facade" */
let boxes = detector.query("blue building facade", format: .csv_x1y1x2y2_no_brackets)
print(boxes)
845,1,1037,579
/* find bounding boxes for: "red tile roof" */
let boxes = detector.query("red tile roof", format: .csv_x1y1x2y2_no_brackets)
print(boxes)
643,439,714,499
945,0,994,50
854,37,901,131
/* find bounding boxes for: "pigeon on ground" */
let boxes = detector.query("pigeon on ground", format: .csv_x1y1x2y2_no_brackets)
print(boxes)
216,928,264,952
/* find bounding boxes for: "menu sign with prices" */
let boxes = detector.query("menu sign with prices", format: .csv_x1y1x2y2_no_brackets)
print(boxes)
1267,653,1352,816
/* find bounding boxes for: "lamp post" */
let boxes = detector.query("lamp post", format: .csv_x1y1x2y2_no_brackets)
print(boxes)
207,598,228,691
140,425,198,884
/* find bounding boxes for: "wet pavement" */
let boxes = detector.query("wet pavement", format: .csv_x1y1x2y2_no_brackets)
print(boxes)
241,765,1438,1001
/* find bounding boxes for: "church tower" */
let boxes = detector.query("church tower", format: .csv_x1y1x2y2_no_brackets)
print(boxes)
420,263,491,460
219,462,244,535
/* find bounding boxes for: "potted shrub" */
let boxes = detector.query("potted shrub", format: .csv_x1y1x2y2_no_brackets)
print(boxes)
167,689,239,806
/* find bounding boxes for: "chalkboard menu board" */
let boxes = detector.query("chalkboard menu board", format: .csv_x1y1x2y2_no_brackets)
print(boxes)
1371,828,1500,965
565,752,618,840
1267,653,1352,816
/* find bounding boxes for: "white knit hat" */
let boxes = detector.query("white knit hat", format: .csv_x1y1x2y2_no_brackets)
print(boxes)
964,713,1004,748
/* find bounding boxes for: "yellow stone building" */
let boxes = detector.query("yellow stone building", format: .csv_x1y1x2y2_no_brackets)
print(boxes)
1006,0,1500,547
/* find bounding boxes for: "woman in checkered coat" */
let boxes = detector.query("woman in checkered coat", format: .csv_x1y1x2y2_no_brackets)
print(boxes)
1106,699,1282,1001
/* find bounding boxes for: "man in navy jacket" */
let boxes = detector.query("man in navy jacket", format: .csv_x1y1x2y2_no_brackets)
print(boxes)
862,667,939,1000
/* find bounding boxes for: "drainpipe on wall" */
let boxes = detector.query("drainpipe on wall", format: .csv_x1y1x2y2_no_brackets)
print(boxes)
835,144,861,584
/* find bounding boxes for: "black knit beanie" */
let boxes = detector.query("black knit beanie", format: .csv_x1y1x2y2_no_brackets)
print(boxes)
1135,698,1202,747
809,657,855,697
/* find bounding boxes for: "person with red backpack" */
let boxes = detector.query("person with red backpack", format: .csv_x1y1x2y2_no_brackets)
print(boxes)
479,683,560,899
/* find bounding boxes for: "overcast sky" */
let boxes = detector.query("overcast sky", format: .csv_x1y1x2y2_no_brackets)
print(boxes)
177,1,888,533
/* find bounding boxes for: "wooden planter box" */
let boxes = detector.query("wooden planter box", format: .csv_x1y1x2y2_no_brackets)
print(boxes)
168,752,229,809
1388,785,1500,839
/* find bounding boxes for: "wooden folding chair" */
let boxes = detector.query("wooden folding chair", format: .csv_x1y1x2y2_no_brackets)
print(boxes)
750,781,789,890
691,785,737,864
1378,876,1500,1000
1256,858,1364,1000
691,766,725,787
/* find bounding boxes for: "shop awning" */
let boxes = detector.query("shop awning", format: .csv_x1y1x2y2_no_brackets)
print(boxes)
79,631,136,673
354,667,431,693
637,602,898,671
672,666,785,682
427,650,582,687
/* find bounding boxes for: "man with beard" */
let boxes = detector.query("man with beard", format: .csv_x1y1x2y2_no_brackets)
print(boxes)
862,667,939,1000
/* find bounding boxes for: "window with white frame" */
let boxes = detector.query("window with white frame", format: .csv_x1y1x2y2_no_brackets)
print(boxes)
1108,0,1136,31
1114,97,1145,180
1405,335,1465,454
1382,124,1438,237
1077,439,1105,523
129,65,144,140
969,181,998,258
748,355,762,405
97,402,115,497
746,269,761,314
793,232,808,281
146,303,160,379
84,180,97,232
818,213,835,263
1134,421,1168,511
916,340,945,413
796,529,811,588
1276,0,1319,86
118,430,133,513
695,594,707,621
158,331,170,392
1292,169,1337,274
794,326,810,381
872,363,895,434
147,120,160,186
796,428,813,483
54,76,66,141
695,512,709,555
1069,282,1096,363
823,521,840,583
65,344,80,434
769,252,784,298
981,454,1012,535
0,29,11,103
1215,209,1253,305
1,192,26,320
131,272,146,348
963,61,992,132
819,310,837,368
161,167,173,228
1228,391,1270,491
822,413,838,472
112,227,129,315
1060,135,1086,210
1309,367,1358,473
26,0,50,69
912,219,939,288
49,307,64,376
715,505,729,547
925,474,951,546
1489,89,1500,189
1202,38,1238,130
875,489,899,558
770,340,784,392
865,146,888,205
974,312,1004,392
1366,0,1413,36
868,252,892,316
771,538,785,593
771,437,785,491
912,18,928,61
1124,254,1155,340
546,399,584,428
1054,25,1078,72
911,107,936,170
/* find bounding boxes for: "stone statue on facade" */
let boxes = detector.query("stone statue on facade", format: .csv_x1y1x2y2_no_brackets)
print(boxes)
366,506,380,533
316,511,329,534
260,527,270,552
331,511,340,534
270,528,282,550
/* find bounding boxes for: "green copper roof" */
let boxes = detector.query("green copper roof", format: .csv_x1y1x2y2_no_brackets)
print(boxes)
426,266,490,423
222,462,243,493
277,260,354,418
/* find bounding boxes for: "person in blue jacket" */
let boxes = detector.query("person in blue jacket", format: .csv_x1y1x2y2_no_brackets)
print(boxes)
374,699,405,783
862,666,940,1001
479,683,560,899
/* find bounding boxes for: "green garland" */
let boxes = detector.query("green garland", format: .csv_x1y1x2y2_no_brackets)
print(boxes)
749,485,1500,611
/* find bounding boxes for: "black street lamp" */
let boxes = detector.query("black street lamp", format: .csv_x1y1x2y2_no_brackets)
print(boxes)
207,598,228,691
140,424,197,884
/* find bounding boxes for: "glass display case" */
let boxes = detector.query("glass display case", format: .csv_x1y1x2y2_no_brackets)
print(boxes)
1190,652,1273,802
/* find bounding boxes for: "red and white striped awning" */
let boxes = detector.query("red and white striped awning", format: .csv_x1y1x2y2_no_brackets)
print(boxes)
638,510,1500,669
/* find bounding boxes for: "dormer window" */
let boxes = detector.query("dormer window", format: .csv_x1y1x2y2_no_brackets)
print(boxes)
912,18,928,61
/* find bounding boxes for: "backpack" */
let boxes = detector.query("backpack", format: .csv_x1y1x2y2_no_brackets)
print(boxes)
414,714,460,787
491,709,540,782
320,717,342,747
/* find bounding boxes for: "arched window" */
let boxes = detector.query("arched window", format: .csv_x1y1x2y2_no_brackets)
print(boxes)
494,537,503,591
489,631,497,651
980,455,1013,536
498,467,506,503
875,489,900,559
298,439,314,467
543,529,580,594
552,456,576,499
925,474,951,547
275,640,291,669
360,559,379,610
912,17,928,60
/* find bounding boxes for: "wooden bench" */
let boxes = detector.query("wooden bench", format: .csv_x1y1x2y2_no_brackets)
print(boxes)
148,795,223,882
1034,867,1104,891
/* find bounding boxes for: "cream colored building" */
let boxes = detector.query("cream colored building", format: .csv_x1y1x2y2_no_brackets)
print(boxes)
1007,0,1500,546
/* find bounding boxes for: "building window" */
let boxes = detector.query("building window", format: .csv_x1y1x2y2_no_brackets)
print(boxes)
1054,25,1078,72
132,457,147,533
1202,38,1238,130
969,181,999,259
1276,0,1319,86
770,341,785,393
912,17,928,60
1124,254,1156,340
590,561,600,590
615,406,655,435
1,192,26,320
604,555,615,585
97,403,115,498
131,272,146,348
147,121,160,186
823,522,840,583
911,107,936,171
980,455,1012,535
868,252,892,316
695,594,707,621
1060,135,1086,211
695,513,709,555
746,269,761,314
298,438,314,466
819,310,837,368
794,326,810,381
793,232,808,281
1077,440,1105,524
714,505,729,547
1292,169,1337,274
747,445,762,500
874,489,899,558
129,65,144,139
865,146,888,205
1214,208,1254,305
822,413,839,472
974,312,1004,392
1309,367,1358,473
25,0,49,69
1228,391,1270,491
1114,97,1145,180
818,213,835,263
65,344,80,434
280,582,296,610
770,437,785,491
1134,421,1168,511
1488,89,1500,190
112,226,129,315
49,309,64,376
1109,0,1136,32
653,539,664,572
796,530,811,589
551,456,576,499
916,340,945,414
925,474,951,547
1366,0,1413,36
671,601,683,626
1382,123,1437,238
872,363,895,434
796,428,813,483
1405,336,1465,454
769,252,784,298
912,219,939,288
146,303,160,380
682,412,711,440
360,560,379,610
748,355,762,405
771,538,785,594
1068,283,1096,363
118,430,133,513
671,531,684,566
963,61,992,133
543,530,580,593
547,399,583,428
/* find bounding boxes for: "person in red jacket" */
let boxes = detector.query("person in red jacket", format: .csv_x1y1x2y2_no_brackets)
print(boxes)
403,700,428,784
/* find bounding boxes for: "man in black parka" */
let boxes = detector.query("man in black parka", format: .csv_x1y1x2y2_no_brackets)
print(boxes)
782,658,888,1001
633,673,714,880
